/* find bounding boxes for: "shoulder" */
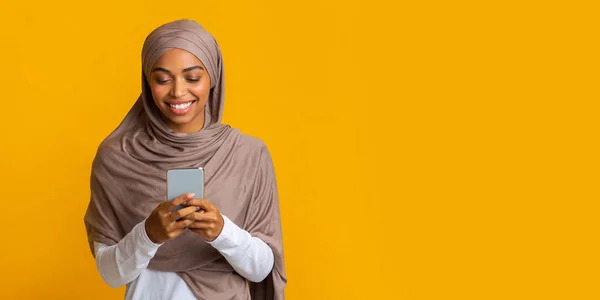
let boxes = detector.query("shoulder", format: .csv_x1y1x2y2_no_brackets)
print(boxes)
234,131,269,154
231,130,274,165
95,125,146,160
97,133,122,155
92,133,128,170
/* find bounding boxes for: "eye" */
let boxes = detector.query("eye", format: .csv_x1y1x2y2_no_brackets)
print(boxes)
186,77,200,83
156,79,171,85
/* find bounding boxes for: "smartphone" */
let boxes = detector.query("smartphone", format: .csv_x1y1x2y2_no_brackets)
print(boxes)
167,167,204,211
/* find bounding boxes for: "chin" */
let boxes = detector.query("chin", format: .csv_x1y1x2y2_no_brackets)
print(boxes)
164,110,205,131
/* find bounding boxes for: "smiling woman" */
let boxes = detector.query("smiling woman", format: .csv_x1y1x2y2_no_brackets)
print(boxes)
83,19,286,300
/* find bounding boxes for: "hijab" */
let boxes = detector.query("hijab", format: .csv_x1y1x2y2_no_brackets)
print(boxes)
83,19,286,300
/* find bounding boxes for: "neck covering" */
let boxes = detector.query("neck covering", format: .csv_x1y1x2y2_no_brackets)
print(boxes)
84,19,286,300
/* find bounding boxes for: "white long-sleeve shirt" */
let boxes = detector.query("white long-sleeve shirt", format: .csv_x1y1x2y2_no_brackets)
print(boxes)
94,214,274,299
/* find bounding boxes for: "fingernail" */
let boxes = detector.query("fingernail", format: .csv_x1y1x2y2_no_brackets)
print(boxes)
187,193,195,198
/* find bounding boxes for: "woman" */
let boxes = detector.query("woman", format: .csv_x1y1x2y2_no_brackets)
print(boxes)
84,19,286,300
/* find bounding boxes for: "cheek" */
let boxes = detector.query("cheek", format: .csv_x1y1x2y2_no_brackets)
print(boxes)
190,82,211,102
150,85,169,102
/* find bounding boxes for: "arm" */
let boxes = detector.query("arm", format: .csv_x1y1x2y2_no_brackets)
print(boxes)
207,214,275,282
94,220,162,288
93,193,199,288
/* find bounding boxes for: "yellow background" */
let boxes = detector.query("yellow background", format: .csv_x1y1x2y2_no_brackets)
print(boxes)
0,0,598,299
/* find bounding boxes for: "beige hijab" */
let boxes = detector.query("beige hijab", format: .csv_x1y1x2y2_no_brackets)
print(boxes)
84,19,286,300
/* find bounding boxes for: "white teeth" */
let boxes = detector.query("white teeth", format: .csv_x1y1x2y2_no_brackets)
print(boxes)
169,101,193,110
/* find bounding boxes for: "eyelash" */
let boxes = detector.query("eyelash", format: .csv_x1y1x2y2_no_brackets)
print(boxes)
156,78,200,85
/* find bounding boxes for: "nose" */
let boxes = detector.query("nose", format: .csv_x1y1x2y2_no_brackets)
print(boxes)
170,77,188,98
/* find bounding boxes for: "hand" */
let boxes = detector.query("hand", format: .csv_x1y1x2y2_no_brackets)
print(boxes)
182,199,224,242
145,193,199,244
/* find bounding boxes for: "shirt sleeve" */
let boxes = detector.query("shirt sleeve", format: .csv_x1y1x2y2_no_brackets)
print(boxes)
207,214,275,282
94,219,162,288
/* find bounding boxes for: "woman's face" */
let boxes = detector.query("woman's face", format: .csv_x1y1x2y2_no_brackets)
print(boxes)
149,48,211,133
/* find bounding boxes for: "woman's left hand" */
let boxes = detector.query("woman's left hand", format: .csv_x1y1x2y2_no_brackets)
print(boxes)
182,199,224,242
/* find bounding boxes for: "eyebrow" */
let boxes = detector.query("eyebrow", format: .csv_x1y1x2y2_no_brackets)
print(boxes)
152,66,204,74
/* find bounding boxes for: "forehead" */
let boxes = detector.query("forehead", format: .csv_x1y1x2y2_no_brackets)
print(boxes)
153,48,206,69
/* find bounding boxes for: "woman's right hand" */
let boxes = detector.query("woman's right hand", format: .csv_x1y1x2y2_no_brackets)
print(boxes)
145,193,199,244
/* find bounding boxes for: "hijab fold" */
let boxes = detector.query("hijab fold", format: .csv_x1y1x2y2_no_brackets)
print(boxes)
84,19,286,300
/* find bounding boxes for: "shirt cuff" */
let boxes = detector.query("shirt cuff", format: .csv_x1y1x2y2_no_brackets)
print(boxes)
136,219,163,251
207,214,236,250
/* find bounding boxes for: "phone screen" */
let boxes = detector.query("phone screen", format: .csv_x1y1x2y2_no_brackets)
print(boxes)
167,168,204,211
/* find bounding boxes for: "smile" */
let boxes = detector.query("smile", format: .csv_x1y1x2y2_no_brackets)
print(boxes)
169,101,194,109
167,100,196,115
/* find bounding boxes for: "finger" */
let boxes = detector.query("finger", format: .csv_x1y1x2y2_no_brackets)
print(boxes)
165,193,195,210
192,212,219,223
168,205,200,222
184,199,215,211
180,211,210,221
188,221,214,229
173,219,195,229
166,228,186,239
